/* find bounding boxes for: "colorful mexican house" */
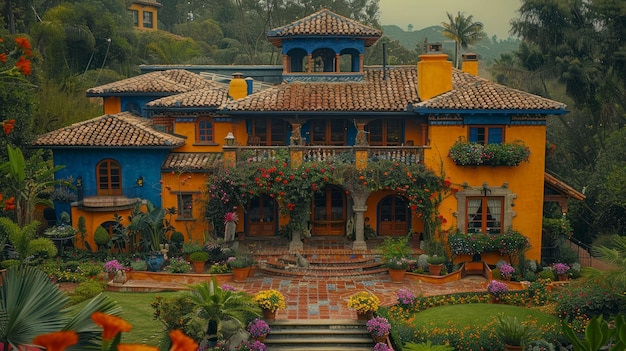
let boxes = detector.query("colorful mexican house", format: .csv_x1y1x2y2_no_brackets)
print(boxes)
34,9,579,263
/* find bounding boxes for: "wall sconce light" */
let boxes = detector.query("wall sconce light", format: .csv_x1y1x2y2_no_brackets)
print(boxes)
76,176,82,188
136,176,144,187
225,132,235,146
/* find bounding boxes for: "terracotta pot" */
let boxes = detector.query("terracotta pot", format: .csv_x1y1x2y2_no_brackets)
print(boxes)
428,263,443,276
254,334,267,342
489,295,503,304
388,268,406,282
191,261,205,274
262,308,276,321
373,333,388,343
248,265,257,278
356,311,374,321
558,274,568,281
505,345,523,351
232,267,250,282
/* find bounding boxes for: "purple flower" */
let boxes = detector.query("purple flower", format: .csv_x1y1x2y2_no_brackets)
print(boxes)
552,263,570,275
374,342,391,351
499,263,515,278
366,316,391,337
221,284,236,291
396,289,416,306
247,318,270,338
487,280,508,295
236,340,267,351
103,259,124,273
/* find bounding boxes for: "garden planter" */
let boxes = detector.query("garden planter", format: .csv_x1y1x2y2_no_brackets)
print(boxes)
373,333,389,343
254,334,267,342
489,296,503,304
248,265,257,278
356,311,374,321
262,309,276,321
232,267,250,282
191,261,205,274
146,253,165,272
428,263,443,276
558,274,568,281
388,268,406,282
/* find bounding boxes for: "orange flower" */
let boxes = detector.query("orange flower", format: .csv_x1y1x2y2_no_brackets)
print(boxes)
15,37,31,50
3,197,15,211
91,312,132,340
0,53,6,62
169,330,198,351
33,331,78,351
117,345,159,351
15,56,31,75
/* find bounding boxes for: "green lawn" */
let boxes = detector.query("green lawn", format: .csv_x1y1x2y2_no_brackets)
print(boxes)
73,291,181,346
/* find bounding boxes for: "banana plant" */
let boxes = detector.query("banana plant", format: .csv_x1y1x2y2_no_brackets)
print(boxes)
562,315,626,351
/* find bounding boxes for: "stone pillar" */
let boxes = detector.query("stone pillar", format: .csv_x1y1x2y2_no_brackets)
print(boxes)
223,146,237,168
307,54,313,73
335,54,341,73
282,55,289,74
289,147,303,169
289,230,304,251
352,205,367,250
359,54,364,72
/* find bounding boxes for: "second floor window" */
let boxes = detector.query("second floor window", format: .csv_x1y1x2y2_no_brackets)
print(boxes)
97,159,122,196
466,196,503,234
130,10,138,27
469,126,503,145
143,11,153,28
196,118,213,143
367,120,402,146
310,119,346,145
250,119,287,146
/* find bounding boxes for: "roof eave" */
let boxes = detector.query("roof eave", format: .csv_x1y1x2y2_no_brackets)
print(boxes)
413,107,569,115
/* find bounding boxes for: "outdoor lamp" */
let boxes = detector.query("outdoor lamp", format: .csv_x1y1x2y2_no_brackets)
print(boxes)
136,176,144,187
225,132,235,146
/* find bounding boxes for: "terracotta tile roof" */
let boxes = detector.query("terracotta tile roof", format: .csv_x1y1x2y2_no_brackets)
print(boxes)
267,8,382,47
162,152,222,170
147,85,230,109
417,70,567,111
222,66,418,112
33,112,185,148
221,66,566,113
86,70,211,96
544,172,586,201
131,0,162,7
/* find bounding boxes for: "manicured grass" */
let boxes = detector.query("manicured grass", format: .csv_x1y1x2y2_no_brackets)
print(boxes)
411,303,558,329
73,291,181,346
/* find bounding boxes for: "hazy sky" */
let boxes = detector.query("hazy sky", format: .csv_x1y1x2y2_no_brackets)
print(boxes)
378,0,522,39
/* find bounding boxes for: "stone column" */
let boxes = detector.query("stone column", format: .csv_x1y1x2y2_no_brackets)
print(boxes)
289,230,304,251
352,205,367,250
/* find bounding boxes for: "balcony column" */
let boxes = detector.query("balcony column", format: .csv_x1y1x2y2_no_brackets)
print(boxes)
420,124,428,146
223,146,237,168
335,54,341,73
282,54,289,74
288,121,304,168
352,205,367,250
307,54,313,73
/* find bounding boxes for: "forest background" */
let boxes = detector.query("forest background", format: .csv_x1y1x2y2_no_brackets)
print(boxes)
1,0,626,248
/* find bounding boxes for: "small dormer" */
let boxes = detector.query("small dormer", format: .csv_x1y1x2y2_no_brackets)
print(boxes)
266,9,382,82
129,0,162,31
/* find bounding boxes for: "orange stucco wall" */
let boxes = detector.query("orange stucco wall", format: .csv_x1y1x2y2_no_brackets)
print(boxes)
103,97,121,115
128,3,159,31
71,205,135,251
161,171,210,244
172,120,246,153
424,124,547,262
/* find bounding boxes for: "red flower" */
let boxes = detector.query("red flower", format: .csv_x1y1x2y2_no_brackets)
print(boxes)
443,179,451,187
15,37,31,50
0,53,6,62
15,56,31,75
3,197,15,211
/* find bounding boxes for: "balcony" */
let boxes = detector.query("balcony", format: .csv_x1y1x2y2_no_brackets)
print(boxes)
232,145,426,165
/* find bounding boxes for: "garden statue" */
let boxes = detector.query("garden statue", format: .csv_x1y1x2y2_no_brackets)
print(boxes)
224,212,238,242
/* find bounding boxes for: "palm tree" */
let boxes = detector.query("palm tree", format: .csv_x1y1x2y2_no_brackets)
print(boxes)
441,12,486,68
0,265,121,350
586,235,626,288
185,279,261,343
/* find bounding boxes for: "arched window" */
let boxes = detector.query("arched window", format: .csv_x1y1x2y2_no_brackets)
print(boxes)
97,159,122,195
196,118,214,143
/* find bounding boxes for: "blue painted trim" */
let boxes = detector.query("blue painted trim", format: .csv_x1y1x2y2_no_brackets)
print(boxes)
414,107,568,115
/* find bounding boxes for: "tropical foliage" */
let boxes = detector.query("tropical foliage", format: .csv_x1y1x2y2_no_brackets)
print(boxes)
441,12,486,68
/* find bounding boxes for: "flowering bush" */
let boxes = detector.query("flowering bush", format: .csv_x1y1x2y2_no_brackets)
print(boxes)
168,257,192,273
448,230,530,261
247,318,270,338
253,289,286,312
374,342,391,351
103,259,124,273
385,256,409,270
347,291,380,314
366,316,391,337
551,263,570,275
487,280,509,296
396,289,417,307
235,340,267,351
499,263,515,278
449,140,530,166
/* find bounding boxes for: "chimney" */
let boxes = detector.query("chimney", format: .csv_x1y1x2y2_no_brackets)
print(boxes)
417,43,452,101
228,72,247,100
245,77,254,95
461,53,478,76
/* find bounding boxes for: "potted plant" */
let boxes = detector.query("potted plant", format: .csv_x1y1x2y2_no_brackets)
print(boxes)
498,263,515,281
247,318,271,341
182,241,203,260
234,340,267,351
103,259,124,280
366,316,391,343
487,280,509,303
427,255,447,276
229,255,251,282
168,257,191,273
386,256,409,282
551,262,570,281
374,342,392,351
494,314,539,351
253,289,286,320
347,291,380,320
189,251,209,274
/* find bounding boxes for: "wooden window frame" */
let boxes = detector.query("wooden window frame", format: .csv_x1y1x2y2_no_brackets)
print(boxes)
177,193,194,220
97,159,122,196
310,120,347,146
468,126,504,145
196,117,214,144
465,196,504,234
250,119,287,146
367,120,403,146
142,11,153,28
130,10,139,27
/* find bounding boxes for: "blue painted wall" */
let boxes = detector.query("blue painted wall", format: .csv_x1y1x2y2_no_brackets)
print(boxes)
52,148,169,206
281,38,366,55
121,97,156,118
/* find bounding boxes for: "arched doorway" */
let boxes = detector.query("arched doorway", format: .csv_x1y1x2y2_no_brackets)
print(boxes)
247,195,277,236
378,195,409,236
312,185,346,236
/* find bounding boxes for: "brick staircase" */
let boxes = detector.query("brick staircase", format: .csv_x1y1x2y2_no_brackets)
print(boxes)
264,319,376,351
258,252,388,280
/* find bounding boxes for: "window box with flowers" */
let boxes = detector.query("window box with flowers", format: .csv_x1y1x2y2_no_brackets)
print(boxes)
253,289,285,320
448,140,530,166
347,291,380,320
448,229,530,263
366,316,391,342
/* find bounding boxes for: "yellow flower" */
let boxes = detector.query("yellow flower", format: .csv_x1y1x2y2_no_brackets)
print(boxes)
253,289,286,312
347,291,380,313
33,331,78,351
92,312,132,340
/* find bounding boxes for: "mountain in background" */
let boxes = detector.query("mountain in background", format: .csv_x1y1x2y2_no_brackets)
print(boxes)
382,25,521,65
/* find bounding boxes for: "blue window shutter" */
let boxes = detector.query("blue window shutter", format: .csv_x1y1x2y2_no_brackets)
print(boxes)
488,128,503,144
469,128,479,142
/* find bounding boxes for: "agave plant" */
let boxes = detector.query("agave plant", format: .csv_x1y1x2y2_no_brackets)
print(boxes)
0,265,121,350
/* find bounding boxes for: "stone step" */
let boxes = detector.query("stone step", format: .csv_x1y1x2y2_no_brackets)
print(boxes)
259,252,387,279
258,265,389,279
265,320,375,351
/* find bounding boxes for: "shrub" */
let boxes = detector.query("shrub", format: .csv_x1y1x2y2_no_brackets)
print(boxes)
168,257,192,273
449,140,530,166
78,261,103,276
1,259,20,269
427,255,446,265
151,295,196,334
538,269,556,281
209,263,231,274
494,314,539,347
94,226,110,247
130,259,147,271
555,281,625,322
70,280,106,304
189,251,209,262
27,238,58,258
397,289,417,308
